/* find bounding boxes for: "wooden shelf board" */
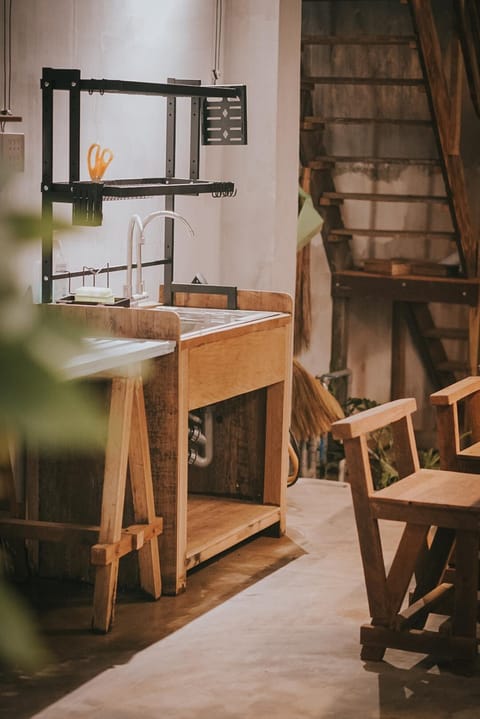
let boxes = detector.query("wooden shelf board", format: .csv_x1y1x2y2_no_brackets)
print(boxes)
304,76,424,86
423,327,467,340
309,156,440,168
332,270,480,306
305,115,431,126
328,228,455,240
321,192,448,204
302,34,416,47
186,494,281,570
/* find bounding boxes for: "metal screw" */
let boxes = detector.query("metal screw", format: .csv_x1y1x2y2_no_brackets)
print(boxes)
43,276,49,282
43,184,49,191
71,81,77,87
44,81,50,87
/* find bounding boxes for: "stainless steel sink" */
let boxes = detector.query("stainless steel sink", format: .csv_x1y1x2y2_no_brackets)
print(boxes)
151,305,281,337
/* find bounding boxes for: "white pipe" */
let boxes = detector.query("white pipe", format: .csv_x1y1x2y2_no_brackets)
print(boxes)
189,407,213,469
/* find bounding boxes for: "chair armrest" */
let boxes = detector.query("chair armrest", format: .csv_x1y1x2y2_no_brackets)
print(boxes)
331,397,417,440
430,376,480,406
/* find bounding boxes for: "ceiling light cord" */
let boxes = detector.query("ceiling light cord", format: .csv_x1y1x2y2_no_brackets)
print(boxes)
212,0,223,85
1,0,13,126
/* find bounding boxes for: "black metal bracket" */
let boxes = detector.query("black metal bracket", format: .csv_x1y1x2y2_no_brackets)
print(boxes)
41,68,247,304
202,86,248,145
167,283,238,310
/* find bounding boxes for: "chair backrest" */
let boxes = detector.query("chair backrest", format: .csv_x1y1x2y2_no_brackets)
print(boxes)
331,397,420,497
431,376,480,471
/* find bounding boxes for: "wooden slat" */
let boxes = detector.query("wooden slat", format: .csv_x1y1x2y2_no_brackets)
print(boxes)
431,376,480,405
187,325,288,409
90,519,163,566
360,624,477,662
302,34,416,46
304,76,424,86
127,377,162,598
329,228,454,240
332,271,480,306
92,376,135,632
332,398,417,440
305,115,432,126
423,327,467,340
410,0,476,275
0,518,100,543
403,302,457,390
395,582,454,630
186,495,281,569
435,360,469,373
309,155,440,168
386,523,430,616
320,191,448,205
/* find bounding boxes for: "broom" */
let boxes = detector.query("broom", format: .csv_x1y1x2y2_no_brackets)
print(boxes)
291,358,344,442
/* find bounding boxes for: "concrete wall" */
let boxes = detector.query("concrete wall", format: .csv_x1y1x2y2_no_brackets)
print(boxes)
4,0,299,303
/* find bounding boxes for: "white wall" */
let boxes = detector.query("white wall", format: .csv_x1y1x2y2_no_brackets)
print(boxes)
5,0,299,304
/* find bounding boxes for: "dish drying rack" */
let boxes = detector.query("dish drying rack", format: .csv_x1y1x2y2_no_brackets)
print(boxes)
41,68,247,307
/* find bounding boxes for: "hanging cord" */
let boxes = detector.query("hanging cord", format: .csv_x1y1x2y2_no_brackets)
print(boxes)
212,0,223,85
1,0,13,131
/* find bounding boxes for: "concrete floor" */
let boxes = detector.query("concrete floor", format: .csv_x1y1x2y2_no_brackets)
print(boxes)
1,478,480,718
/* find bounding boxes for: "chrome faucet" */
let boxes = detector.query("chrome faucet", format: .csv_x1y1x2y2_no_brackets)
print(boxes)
124,210,195,304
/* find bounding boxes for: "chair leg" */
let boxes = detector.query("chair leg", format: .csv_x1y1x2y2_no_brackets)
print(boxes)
92,378,134,633
451,530,479,674
128,378,162,599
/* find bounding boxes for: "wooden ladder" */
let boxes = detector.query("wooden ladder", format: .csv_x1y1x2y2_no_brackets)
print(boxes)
300,0,480,397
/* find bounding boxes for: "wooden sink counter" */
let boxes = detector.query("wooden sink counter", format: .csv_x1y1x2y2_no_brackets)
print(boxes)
42,290,293,595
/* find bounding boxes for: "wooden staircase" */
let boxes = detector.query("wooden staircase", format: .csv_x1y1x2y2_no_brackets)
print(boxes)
300,0,480,400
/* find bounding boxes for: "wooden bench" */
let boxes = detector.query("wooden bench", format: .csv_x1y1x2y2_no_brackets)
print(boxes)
0,336,174,632
332,398,480,674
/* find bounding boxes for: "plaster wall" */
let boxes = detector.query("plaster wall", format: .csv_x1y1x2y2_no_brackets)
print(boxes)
4,0,299,304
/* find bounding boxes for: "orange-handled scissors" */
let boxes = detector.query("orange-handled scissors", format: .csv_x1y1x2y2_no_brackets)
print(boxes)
87,143,114,181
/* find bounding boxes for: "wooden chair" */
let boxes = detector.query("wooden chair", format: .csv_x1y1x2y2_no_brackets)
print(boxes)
431,376,480,472
331,398,480,674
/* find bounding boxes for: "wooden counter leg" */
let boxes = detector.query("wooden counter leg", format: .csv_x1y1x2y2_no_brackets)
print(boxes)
128,377,162,599
264,381,287,534
92,377,134,633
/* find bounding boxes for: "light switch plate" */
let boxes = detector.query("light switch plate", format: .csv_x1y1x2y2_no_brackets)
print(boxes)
0,133,25,172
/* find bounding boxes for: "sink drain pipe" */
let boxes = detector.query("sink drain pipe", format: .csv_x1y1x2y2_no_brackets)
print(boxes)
188,407,213,468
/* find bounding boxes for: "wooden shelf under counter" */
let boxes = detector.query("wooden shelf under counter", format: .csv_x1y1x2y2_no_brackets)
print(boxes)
186,494,281,570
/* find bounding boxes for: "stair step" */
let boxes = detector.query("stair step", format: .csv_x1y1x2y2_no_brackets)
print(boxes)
435,360,469,373
423,328,468,341
309,156,440,168
319,192,449,205
328,228,456,241
303,76,425,87
302,34,416,47
305,115,432,127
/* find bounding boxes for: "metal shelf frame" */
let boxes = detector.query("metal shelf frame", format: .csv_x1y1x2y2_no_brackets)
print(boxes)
41,68,247,306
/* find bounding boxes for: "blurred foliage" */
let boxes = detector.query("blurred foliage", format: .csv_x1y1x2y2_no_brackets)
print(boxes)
0,169,107,671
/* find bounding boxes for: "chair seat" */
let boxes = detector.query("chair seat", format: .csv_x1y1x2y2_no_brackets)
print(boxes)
371,468,480,529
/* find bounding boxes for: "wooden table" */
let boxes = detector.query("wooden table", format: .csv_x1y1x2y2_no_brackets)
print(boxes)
1,334,175,631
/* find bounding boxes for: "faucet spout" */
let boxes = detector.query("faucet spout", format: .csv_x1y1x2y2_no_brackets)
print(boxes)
125,209,195,305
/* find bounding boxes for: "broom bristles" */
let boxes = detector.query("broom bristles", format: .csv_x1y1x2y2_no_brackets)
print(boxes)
291,358,344,441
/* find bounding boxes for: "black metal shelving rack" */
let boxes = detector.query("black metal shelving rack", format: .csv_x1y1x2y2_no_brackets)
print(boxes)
41,67,247,306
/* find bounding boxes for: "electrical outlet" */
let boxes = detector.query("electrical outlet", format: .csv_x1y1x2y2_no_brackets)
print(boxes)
0,133,24,172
